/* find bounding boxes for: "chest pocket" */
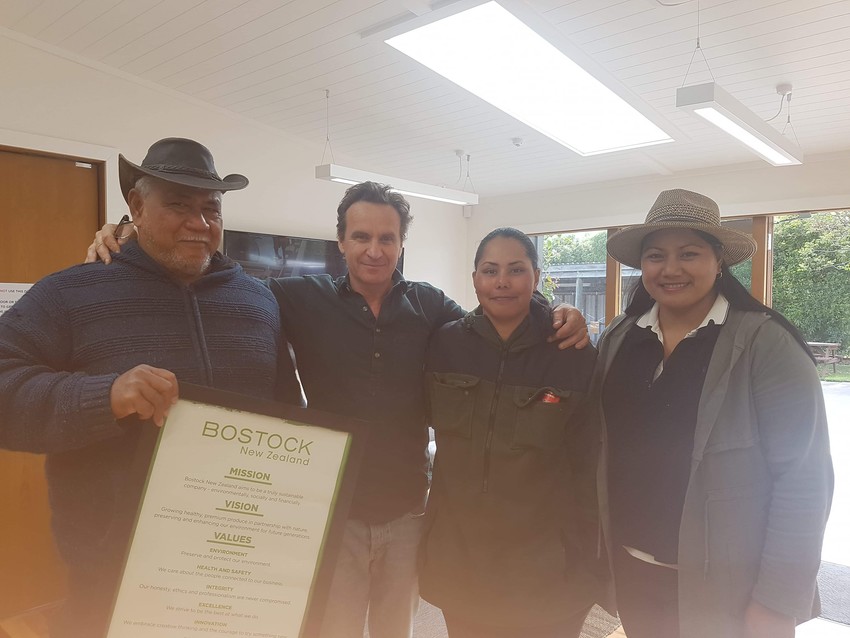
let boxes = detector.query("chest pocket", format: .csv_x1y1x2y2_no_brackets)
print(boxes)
511,387,582,450
428,372,480,438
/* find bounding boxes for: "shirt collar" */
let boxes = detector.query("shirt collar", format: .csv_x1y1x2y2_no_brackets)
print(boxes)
637,293,729,342
338,269,406,296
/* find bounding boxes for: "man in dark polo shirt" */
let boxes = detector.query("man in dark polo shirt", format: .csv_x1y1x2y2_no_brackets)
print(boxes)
88,181,588,638
269,183,462,638
269,183,588,638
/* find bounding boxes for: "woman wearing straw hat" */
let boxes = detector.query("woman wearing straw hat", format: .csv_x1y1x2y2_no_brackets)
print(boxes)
594,189,833,638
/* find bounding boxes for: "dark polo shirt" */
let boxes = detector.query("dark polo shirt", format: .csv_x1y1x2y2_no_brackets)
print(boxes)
269,271,463,524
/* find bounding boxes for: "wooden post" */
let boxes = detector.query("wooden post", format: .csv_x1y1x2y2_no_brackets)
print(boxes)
605,228,621,326
750,216,772,305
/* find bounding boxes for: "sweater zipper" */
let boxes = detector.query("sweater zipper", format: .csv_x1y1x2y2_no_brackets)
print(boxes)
185,287,214,385
482,344,509,493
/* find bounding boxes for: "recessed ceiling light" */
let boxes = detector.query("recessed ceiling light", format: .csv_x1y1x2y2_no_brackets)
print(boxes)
385,1,673,156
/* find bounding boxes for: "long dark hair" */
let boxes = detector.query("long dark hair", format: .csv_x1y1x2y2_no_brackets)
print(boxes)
624,230,814,361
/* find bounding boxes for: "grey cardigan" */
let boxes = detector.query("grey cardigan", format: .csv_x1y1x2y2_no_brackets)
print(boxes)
594,307,833,637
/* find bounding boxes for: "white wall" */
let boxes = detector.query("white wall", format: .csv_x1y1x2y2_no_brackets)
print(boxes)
466,151,850,306
6,29,850,311
0,31,469,304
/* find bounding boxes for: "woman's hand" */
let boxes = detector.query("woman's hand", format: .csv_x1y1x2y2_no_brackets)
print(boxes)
743,600,795,638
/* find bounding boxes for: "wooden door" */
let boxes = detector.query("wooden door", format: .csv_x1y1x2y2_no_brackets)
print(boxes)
0,147,103,618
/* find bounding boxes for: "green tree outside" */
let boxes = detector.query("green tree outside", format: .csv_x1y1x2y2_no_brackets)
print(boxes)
543,231,607,265
540,231,607,303
539,213,850,355
772,211,850,354
729,259,751,291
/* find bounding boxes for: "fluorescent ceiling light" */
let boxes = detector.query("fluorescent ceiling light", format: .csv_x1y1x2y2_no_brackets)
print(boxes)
677,82,802,166
315,164,479,206
385,1,673,156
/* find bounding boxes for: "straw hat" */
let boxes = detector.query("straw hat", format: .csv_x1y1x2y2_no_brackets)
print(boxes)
119,137,248,202
606,189,756,269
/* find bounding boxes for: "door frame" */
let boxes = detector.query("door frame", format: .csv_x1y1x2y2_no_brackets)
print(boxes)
0,128,120,226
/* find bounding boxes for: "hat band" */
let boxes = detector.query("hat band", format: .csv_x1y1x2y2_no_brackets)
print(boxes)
141,163,222,181
655,215,712,223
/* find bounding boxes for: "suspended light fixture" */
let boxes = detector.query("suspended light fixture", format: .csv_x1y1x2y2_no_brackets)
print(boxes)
677,82,803,166
314,89,478,206
673,2,802,165
315,164,479,206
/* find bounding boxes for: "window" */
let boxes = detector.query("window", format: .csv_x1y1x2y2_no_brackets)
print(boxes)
536,230,607,343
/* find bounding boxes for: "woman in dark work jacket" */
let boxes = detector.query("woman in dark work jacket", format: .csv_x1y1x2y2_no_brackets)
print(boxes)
594,189,833,638
419,228,603,638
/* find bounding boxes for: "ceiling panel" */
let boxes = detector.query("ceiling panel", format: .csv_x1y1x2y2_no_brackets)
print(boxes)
3,0,849,197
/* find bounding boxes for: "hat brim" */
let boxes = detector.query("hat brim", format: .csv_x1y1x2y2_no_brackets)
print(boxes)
606,222,757,269
119,154,248,202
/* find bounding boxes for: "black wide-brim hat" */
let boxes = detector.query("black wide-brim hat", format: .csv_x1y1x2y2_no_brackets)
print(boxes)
119,137,248,202
606,188,757,269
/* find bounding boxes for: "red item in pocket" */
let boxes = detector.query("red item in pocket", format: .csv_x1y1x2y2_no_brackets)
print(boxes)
541,391,560,403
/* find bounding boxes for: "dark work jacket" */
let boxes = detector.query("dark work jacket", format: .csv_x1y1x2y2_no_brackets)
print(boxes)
419,304,602,627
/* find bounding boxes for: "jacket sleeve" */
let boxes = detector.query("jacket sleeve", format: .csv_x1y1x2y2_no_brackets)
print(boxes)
0,279,122,453
420,285,464,330
749,320,833,619
441,293,465,324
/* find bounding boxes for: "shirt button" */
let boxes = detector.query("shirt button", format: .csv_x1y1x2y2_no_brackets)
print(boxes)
362,306,368,311
374,352,381,358
376,328,382,333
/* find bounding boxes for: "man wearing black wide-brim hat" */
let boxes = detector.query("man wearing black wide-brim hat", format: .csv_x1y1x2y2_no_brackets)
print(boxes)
112,136,248,280
0,137,298,638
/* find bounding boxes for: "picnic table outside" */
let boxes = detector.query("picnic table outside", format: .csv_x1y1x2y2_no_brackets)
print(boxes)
808,342,842,373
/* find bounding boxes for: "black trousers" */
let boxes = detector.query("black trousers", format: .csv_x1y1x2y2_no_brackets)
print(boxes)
442,605,591,638
613,546,680,638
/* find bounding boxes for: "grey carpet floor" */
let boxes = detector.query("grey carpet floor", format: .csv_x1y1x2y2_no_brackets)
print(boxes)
818,561,850,625
365,559,850,637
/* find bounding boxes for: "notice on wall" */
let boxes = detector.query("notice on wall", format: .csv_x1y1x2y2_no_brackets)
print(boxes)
106,387,361,638
0,283,32,316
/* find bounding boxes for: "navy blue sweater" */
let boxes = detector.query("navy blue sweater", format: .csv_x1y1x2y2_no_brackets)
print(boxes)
0,242,292,636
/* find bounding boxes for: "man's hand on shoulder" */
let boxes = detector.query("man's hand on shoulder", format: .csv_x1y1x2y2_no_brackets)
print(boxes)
85,222,130,265
549,304,590,350
110,365,179,427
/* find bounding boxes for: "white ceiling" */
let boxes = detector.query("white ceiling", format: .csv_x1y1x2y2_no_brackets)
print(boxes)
3,0,850,197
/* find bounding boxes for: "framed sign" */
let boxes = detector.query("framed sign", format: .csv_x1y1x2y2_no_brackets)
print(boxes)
106,384,365,638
